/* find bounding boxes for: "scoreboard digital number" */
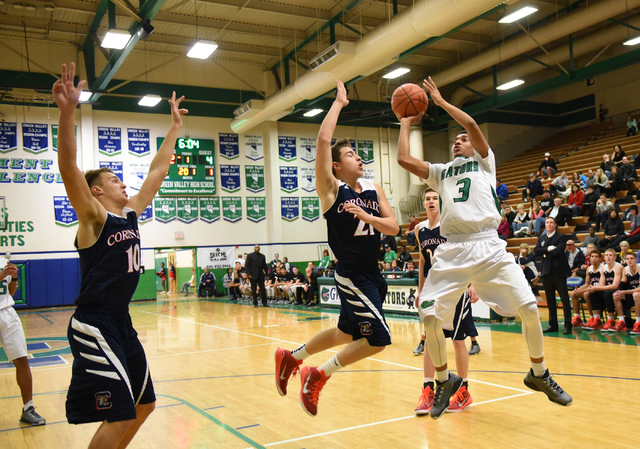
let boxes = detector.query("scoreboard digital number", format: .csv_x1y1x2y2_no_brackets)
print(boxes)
158,137,216,195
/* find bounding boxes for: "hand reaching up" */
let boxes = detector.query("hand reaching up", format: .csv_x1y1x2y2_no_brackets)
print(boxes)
52,63,86,114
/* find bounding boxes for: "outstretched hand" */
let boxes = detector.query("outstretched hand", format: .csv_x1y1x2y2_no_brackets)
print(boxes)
423,76,444,107
168,91,188,127
400,111,425,126
52,63,86,114
335,80,349,108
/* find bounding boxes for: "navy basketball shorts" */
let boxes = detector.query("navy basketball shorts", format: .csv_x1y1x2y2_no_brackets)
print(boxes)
66,310,155,424
443,293,478,341
623,293,635,309
334,268,392,347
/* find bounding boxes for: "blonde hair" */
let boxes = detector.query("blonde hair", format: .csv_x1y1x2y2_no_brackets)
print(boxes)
519,243,532,256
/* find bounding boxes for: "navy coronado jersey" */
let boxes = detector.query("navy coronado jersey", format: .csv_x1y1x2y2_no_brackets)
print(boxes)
324,179,381,271
417,219,447,278
625,266,639,290
75,207,142,313
588,264,602,286
603,262,619,285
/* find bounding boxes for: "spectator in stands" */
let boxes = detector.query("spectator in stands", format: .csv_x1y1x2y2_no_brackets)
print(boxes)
383,244,397,263
303,262,320,306
579,171,588,188
546,197,572,228
198,267,216,297
581,227,601,250
582,186,599,217
522,172,543,201
528,201,546,236
606,165,625,198
620,156,637,190
397,245,412,269
599,209,626,250
599,103,608,122
550,170,570,198
612,144,626,167
384,262,392,271
584,169,597,191
594,169,608,194
610,205,640,251
565,239,585,278
516,243,538,291
223,268,238,300
600,154,614,179
571,172,583,190
381,233,398,253
568,184,585,216
497,213,510,241
570,249,602,328
512,204,529,237
390,260,401,272
405,215,419,247
318,249,331,275
270,253,282,273
539,190,553,214
496,179,509,201
179,269,196,296
537,152,557,179
618,241,631,264
282,256,291,272
405,260,418,278
502,204,516,226
627,114,638,137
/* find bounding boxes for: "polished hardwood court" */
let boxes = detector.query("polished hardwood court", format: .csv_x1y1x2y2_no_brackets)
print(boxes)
1,296,638,448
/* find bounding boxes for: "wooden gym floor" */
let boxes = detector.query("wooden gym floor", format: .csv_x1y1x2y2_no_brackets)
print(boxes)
1,295,638,448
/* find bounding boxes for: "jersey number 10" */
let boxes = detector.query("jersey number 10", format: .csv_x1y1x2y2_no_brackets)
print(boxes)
126,244,141,273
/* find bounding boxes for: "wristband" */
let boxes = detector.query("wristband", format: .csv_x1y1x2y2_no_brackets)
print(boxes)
11,277,18,281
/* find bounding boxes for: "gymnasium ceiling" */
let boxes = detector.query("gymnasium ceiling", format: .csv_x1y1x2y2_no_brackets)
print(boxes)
1,0,640,129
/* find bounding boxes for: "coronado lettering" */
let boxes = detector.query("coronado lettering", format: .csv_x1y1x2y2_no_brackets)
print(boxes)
107,229,141,246
336,198,380,213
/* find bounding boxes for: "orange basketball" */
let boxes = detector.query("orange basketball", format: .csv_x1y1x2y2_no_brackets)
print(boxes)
391,83,428,119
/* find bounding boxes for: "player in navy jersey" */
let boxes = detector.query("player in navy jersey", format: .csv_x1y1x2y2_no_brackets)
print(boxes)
54,62,187,448
570,249,603,329
275,80,398,416
414,189,478,415
611,252,640,332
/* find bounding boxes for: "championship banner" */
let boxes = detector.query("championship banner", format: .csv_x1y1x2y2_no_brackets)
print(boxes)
198,246,236,269
246,196,266,223
219,133,239,159
127,162,150,192
300,137,316,163
281,197,299,221
280,166,298,193
302,197,320,222
154,197,177,223
199,197,220,223
300,167,315,192
363,168,375,180
99,161,124,181
0,196,6,231
357,140,375,164
98,127,122,156
138,203,153,223
0,123,17,153
128,128,150,156
245,165,265,193
222,197,242,223
331,138,356,149
53,196,78,227
177,197,198,223
244,135,263,161
220,165,241,193
51,124,76,152
320,283,419,313
278,136,297,162
22,123,48,154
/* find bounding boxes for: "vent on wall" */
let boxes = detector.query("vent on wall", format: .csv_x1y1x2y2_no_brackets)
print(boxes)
309,41,356,72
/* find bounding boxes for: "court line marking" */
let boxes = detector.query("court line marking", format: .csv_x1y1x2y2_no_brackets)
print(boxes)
148,343,274,359
263,392,534,447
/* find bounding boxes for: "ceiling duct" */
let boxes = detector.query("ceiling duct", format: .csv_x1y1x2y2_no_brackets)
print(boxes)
309,41,357,72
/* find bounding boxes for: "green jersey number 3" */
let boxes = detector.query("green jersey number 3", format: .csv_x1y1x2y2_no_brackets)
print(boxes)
454,178,471,202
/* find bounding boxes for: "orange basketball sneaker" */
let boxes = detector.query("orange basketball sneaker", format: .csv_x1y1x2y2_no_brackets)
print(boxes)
602,318,616,331
611,320,628,332
571,316,583,327
631,322,640,335
414,385,434,415
446,386,473,413
275,348,302,396
299,366,330,416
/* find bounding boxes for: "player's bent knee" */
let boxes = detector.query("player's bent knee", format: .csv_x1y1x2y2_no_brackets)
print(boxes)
136,402,155,419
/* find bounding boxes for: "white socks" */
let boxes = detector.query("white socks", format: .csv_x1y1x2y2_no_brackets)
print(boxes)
291,345,310,361
531,361,546,377
23,400,33,411
319,355,343,377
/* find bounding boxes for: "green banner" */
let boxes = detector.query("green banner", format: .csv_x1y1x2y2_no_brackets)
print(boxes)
246,196,266,223
177,197,198,223
302,197,321,222
199,197,220,223
357,140,375,165
51,124,76,152
154,197,177,223
245,165,265,193
222,197,242,223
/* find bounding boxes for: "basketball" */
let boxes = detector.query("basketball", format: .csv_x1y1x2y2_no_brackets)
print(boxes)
391,83,428,119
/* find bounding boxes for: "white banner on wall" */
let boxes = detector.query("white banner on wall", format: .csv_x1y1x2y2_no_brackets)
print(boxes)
198,246,236,269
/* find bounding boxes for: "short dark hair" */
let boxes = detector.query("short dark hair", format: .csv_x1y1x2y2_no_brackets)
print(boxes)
590,248,602,257
631,205,638,213
331,138,352,176
455,129,468,137
84,167,114,188
545,216,556,224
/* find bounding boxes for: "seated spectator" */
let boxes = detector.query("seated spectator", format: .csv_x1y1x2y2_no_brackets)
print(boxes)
179,269,196,296
515,243,538,290
565,239,585,278
527,200,546,236
496,179,509,201
405,215,419,248
405,260,418,278
568,184,585,216
522,172,543,201
610,205,640,251
538,152,557,179
397,245,412,269
627,115,638,137
593,169,608,194
198,267,216,297
239,271,252,299
618,241,631,264
503,204,516,226
223,268,239,300
581,227,601,251
582,186,598,217
599,103,608,122
570,249,602,328
546,197,572,228
571,172,583,190
390,260,401,272
619,156,637,190
381,233,397,253
511,204,529,237
497,213,509,241
584,169,597,191
605,165,625,198
318,249,331,273
550,170,570,198
539,190,553,214
600,153,614,179
288,266,306,305
383,244,397,263
612,144,626,168
384,262,392,271
611,252,639,332
598,209,626,250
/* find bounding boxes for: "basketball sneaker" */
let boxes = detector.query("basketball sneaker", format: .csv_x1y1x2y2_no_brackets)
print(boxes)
414,385,434,415
612,320,628,333
413,340,425,356
299,366,330,416
602,318,616,331
571,316,583,328
631,322,640,335
430,373,463,419
582,316,595,330
446,386,473,413
523,369,572,406
274,348,302,397
589,317,603,330
20,406,45,426
468,341,481,355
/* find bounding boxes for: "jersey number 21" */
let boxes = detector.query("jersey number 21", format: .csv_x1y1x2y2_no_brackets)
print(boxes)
354,219,374,236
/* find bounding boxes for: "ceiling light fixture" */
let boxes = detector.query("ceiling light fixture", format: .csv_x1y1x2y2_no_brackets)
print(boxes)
139,94,162,107
303,109,323,117
623,36,640,46
496,79,525,90
79,91,92,102
383,67,411,79
187,41,218,59
499,6,538,24
101,30,131,49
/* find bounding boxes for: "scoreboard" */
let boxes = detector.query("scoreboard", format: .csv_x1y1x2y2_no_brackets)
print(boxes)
158,137,216,195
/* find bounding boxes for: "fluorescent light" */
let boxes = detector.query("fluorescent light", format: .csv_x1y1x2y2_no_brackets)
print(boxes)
187,41,218,59
623,36,640,46
499,6,538,24
79,91,92,102
303,109,323,117
496,79,525,90
102,30,131,49
138,94,162,107
383,67,411,79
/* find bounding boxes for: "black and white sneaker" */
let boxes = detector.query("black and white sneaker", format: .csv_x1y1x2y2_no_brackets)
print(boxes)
468,342,481,355
20,406,45,426
430,373,463,419
413,340,425,356
523,369,572,406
